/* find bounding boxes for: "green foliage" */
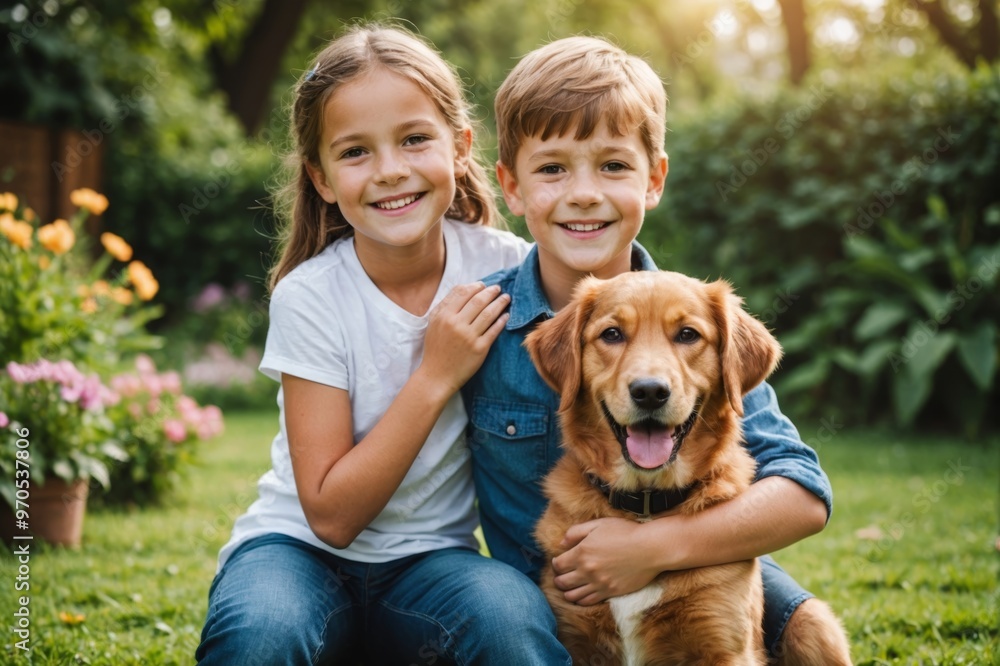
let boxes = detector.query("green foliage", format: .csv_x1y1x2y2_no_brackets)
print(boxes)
643,64,1000,433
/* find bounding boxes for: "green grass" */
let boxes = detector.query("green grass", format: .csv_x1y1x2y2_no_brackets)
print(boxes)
1,412,997,665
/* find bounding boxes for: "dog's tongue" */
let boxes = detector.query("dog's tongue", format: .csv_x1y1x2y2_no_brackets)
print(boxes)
625,423,676,469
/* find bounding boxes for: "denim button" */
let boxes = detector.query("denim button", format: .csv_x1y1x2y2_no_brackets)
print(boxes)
506,424,517,436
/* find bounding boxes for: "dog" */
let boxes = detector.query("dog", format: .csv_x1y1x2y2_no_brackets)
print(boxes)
525,271,849,666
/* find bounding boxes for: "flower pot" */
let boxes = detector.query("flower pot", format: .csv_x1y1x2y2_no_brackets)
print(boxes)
1,478,89,547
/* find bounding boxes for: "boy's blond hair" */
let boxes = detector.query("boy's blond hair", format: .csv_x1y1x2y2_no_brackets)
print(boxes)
495,36,667,171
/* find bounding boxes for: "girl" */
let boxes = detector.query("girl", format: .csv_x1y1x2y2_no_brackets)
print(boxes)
196,25,568,665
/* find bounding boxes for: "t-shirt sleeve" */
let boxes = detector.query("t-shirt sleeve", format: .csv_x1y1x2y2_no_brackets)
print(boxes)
741,382,833,522
259,278,349,389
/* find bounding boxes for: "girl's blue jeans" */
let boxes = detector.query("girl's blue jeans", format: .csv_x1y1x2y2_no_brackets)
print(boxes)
195,533,571,665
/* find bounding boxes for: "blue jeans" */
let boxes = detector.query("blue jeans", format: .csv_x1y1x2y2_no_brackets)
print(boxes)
196,533,571,665
761,554,813,655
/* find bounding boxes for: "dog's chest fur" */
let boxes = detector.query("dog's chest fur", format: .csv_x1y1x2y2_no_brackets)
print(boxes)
609,583,664,666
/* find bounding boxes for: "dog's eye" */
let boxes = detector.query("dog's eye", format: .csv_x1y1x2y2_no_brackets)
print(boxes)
600,327,624,343
676,327,700,344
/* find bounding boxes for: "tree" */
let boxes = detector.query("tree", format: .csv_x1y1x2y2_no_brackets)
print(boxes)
208,0,311,134
913,0,1000,68
776,0,811,85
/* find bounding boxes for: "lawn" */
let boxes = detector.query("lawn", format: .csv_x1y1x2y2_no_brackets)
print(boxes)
1,411,996,665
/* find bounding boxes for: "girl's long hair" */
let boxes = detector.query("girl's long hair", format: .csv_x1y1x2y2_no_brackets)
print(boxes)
268,24,500,291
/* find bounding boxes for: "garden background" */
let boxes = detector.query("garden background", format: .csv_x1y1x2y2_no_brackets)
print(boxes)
0,0,997,663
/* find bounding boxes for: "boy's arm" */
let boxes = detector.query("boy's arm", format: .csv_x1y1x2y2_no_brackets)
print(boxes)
550,382,831,606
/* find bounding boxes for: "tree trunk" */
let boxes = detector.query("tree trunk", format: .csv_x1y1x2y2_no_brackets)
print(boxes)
979,0,999,62
210,0,311,134
915,0,980,68
777,0,811,85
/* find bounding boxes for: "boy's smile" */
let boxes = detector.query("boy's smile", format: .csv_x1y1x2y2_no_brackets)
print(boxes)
497,122,667,307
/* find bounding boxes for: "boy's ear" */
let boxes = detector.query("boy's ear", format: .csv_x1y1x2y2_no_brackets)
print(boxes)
454,127,473,179
496,161,525,217
644,153,668,210
305,160,337,204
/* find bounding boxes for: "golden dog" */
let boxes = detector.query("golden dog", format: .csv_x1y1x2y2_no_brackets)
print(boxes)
525,271,849,666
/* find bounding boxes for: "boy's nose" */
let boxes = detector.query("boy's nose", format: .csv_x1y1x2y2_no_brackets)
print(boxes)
566,173,602,207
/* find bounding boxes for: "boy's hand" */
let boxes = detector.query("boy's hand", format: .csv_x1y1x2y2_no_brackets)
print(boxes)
551,517,663,605
419,282,510,396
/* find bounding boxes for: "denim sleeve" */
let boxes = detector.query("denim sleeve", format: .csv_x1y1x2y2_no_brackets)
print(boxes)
741,382,833,522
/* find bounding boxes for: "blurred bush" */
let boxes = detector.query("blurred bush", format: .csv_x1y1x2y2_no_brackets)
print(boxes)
643,63,1000,435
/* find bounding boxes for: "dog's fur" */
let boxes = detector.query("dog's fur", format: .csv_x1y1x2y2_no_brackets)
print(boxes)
525,271,850,666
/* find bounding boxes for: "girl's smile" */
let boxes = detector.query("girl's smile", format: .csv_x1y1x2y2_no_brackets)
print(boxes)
306,68,471,255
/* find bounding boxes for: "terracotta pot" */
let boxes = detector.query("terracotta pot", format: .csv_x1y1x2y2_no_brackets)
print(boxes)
1,478,89,547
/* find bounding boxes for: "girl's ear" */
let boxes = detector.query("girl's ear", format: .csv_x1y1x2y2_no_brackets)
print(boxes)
454,127,473,179
305,160,337,204
496,161,525,217
645,153,668,210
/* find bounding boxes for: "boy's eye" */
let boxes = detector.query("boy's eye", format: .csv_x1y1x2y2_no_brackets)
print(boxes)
603,161,629,172
538,164,563,175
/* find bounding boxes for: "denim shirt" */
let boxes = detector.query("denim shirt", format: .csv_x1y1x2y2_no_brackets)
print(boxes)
461,243,833,583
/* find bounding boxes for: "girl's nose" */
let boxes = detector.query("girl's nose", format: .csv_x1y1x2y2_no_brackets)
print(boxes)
375,150,410,184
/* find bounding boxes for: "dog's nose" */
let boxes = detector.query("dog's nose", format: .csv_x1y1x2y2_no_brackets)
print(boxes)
629,379,670,410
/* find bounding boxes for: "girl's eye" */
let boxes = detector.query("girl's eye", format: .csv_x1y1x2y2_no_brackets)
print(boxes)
600,327,624,343
404,135,429,146
675,327,700,344
341,147,365,159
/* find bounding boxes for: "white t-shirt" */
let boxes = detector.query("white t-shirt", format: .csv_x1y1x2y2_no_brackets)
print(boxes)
217,219,530,570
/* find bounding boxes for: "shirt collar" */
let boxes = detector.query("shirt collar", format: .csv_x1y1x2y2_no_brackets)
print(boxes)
506,241,658,331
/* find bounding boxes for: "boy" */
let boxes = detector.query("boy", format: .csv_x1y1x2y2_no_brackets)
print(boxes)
462,36,851,663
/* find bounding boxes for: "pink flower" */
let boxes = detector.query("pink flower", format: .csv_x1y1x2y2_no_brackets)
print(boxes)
128,402,143,419
0,412,8,428
164,419,186,443
141,373,162,396
60,382,83,404
6,362,30,384
111,374,141,397
135,354,156,374
160,371,182,394
192,283,227,313
146,398,161,415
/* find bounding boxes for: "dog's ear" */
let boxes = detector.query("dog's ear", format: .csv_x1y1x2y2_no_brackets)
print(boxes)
708,280,783,417
524,278,601,411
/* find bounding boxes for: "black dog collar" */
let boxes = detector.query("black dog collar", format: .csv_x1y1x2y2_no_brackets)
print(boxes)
586,474,695,518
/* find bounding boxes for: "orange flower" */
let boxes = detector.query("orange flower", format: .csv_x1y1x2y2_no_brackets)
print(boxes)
100,232,133,262
70,188,109,216
0,213,32,249
58,611,86,625
81,297,98,314
22,207,36,222
111,286,134,305
128,260,159,301
0,192,17,211
92,280,110,295
37,219,75,255
39,255,51,270
77,284,91,298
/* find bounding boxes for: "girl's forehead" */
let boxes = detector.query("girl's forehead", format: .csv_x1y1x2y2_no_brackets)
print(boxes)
321,69,450,139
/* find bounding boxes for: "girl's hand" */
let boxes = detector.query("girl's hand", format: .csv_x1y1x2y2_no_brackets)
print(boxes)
419,282,510,395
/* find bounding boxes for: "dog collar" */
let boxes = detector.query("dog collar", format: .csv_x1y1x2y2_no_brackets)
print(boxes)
586,474,695,518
